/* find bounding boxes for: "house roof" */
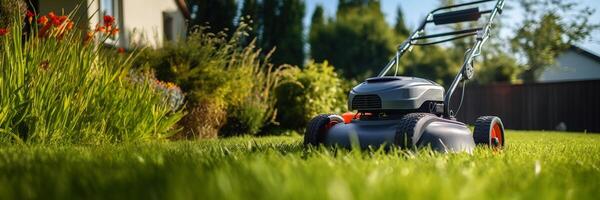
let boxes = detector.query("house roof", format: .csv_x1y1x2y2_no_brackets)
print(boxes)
570,45,600,64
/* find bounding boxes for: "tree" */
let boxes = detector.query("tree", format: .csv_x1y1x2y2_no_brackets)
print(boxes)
403,0,519,85
473,16,521,84
187,0,305,67
187,0,237,34
393,5,410,37
396,0,462,86
271,0,305,66
511,0,598,83
240,0,305,67
240,0,261,44
309,5,325,62
310,0,396,79
476,52,521,84
401,45,459,85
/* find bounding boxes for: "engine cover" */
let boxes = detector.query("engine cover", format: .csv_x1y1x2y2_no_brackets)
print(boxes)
349,76,444,111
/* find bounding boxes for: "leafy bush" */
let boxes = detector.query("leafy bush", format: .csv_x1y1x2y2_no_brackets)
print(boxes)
476,52,522,84
0,0,26,27
0,12,183,144
274,61,347,131
136,24,287,138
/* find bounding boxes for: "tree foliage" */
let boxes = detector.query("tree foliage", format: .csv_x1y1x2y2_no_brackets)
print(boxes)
393,5,410,37
511,0,598,82
187,0,238,34
400,46,459,85
275,61,346,131
310,0,396,79
188,0,305,67
240,0,260,42
240,0,306,67
395,0,520,85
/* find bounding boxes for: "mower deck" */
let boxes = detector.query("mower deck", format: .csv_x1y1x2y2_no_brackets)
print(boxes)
325,116,476,152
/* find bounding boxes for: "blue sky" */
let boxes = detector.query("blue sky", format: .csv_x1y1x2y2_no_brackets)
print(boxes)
303,0,600,56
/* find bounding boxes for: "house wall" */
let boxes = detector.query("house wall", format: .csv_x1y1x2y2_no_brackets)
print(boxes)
120,0,186,48
41,0,186,48
540,50,600,82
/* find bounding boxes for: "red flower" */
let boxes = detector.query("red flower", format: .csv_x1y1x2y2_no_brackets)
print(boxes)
0,28,8,36
110,28,119,36
95,25,106,33
51,18,61,27
39,25,50,37
48,12,57,20
26,10,35,23
103,15,115,27
83,31,94,43
66,22,74,30
117,48,125,54
58,16,68,23
37,16,48,26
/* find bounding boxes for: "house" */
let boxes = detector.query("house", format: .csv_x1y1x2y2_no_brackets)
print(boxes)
539,45,600,82
30,0,190,48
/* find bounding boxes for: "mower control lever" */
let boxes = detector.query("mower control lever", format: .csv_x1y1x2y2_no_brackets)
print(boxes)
433,8,482,25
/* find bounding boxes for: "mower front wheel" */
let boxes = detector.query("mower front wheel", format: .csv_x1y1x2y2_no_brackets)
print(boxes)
395,113,435,149
304,114,343,146
473,116,505,148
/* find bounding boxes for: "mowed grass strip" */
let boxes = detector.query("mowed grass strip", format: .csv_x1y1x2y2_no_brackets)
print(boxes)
0,131,598,200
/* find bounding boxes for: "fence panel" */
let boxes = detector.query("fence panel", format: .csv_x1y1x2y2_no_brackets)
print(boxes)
452,80,600,132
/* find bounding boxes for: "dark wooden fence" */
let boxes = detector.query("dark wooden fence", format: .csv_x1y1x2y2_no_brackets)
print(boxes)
451,80,600,133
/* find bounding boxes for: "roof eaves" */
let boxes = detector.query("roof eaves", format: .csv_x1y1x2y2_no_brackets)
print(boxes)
570,45,600,64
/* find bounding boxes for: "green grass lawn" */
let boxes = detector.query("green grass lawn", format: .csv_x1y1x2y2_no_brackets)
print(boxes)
0,131,599,200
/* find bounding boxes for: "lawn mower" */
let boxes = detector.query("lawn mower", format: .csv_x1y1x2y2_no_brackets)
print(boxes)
304,0,506,152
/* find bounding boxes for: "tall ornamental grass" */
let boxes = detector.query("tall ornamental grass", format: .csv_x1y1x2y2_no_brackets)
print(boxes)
0,12,183,144
137,23,289,138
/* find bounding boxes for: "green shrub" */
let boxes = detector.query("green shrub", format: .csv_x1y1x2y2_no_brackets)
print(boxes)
136,24,287,138
0,0,25,27
0,12,183,144
220,100,266,137
274,61,347,131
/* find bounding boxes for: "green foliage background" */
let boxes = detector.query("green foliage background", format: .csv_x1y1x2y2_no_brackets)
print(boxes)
310,1,396,79
3,0,596,140
275,61,347,130
135,24,290,138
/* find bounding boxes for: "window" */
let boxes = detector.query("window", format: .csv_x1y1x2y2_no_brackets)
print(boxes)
163,12,174,41
100,0,116,18
99,0,120,45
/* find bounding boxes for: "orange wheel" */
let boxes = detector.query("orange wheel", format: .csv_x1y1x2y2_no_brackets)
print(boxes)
473,116,505,148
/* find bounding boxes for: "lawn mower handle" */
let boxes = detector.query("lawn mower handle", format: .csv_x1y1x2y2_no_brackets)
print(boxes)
443,0,504,118
376,0,504,118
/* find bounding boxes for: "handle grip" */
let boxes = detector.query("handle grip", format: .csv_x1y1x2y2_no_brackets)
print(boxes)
433,7,481,25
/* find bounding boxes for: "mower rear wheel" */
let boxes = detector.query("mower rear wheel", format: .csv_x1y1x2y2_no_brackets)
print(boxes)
395,113,435,149
473,116,505,148
304,114,343,146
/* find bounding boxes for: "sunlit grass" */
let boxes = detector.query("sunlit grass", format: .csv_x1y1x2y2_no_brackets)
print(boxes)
0,131,598,199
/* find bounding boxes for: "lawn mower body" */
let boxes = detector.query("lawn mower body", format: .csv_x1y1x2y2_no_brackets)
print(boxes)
324,118,475,152
305,0,506,152
325,76,475,152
